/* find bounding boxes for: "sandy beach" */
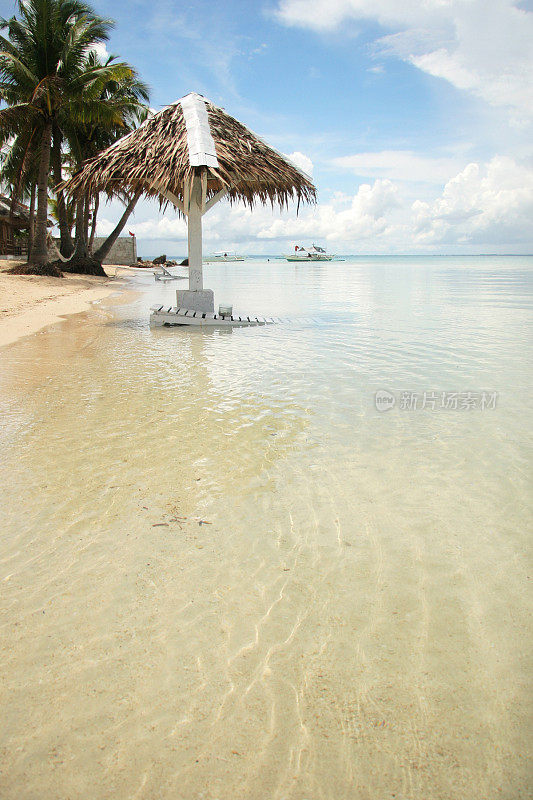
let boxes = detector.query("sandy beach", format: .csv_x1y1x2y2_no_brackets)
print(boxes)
0,260,121,348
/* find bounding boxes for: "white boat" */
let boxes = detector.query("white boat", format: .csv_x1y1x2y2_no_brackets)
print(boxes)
285,244,333,261
204,251,245,262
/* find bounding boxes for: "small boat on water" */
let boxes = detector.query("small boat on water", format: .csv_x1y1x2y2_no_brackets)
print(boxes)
204,251,245,262
285,244,333,261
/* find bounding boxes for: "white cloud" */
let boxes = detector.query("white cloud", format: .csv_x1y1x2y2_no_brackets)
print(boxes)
285,151,314,177
89,41,111,62
411,156,533,244
256,179,399,241
95,217,115,236
250,43,267,56
332,150,465,184
98,157,533,253
121,215,188,240
119,179,400,247
274,0,533,124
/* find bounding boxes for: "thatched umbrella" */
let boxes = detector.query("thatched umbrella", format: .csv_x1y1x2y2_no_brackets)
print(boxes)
64,92,316,311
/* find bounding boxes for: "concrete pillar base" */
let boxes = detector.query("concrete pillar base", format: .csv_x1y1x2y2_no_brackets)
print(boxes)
176,289,214,313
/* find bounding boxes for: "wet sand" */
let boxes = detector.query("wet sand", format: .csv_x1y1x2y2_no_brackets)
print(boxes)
0,260,120,347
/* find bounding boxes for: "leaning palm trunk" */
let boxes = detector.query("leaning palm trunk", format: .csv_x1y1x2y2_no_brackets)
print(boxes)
62,190,140,275
88,193,99,253
93,191,140,262
83,193,91,243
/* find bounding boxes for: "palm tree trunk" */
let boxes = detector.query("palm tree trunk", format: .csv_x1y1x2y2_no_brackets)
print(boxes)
72,196,88,258
13,119,62,276
93,191,141,263
61,196,102,275
52,125,74,258
27,181,35,259
88,193,99,253
62,191,140,276
30,119,53,268
83,192,90,243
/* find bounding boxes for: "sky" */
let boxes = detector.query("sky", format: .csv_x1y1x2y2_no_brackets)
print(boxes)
2,0,532,255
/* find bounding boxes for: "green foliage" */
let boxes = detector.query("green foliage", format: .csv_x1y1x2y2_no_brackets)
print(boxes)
0,0,150,268
48,193,75,230
66,49,149,169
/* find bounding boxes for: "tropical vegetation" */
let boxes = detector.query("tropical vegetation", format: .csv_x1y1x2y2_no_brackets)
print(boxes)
0,0,149,276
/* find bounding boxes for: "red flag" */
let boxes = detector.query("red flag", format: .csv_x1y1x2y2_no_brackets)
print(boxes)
128,231,135,237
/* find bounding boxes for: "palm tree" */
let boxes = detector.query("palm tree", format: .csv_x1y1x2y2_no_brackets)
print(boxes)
0,0,125,275
62,50,148,273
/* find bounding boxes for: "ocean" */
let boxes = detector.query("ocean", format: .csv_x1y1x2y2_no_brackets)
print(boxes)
0,255,531,799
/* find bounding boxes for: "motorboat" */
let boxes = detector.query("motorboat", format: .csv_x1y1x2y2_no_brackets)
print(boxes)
204,251,245,262
285,244,333,261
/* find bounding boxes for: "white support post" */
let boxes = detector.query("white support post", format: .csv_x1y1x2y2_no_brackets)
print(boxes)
176,167,233,315
176,172,214,313
188,174,203,290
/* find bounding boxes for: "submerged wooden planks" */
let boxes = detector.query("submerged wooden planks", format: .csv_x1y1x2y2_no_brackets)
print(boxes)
149,306,275,327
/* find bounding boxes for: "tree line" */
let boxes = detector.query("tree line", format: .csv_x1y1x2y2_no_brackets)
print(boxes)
0,0,149,276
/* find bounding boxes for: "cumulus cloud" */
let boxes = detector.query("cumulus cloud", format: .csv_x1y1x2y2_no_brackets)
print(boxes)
98,157,532,252
285,151,314,177
117,179,399,247
94,217,117,237
274,0,533,124
256,179,399,241
132,215,188,240
411,156,533,244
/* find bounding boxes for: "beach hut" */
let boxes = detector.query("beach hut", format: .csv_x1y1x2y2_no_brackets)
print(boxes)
64,92,316,321
0,194,31,257
0,194,54,258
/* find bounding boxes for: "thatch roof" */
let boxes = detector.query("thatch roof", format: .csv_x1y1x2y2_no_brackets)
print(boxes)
63,93,316,211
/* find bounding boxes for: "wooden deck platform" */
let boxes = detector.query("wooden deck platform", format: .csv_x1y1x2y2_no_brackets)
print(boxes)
150,305,275,327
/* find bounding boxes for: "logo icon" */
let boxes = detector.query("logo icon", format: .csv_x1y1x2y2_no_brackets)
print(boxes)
375,390,395,412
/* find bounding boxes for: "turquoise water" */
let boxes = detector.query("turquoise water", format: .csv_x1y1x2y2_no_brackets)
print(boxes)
0,256,531,799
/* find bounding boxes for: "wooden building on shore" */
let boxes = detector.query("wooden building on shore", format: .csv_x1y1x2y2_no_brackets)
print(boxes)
0,194,31,258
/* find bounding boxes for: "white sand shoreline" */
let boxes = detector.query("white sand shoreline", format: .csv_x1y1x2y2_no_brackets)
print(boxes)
0,260,126,348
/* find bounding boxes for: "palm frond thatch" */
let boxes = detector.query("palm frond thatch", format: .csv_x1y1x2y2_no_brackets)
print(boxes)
62,93,317,210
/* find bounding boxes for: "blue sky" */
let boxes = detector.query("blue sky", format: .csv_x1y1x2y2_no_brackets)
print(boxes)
2,0,532,254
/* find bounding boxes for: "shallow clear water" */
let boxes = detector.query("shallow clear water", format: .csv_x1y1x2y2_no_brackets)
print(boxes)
1,256,532,799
